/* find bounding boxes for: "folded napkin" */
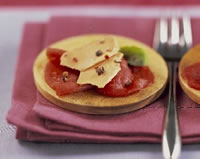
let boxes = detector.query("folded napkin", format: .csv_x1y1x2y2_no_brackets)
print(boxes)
7,16,200,144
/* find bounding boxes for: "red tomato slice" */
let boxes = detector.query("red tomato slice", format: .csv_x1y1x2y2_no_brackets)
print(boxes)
130,66,154,91
46,48,66,64
97,59,135,97
45,48,92,96
45,62,93,96
97,59,154,97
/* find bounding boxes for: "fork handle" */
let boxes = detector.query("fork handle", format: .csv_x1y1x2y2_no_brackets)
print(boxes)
162,62,181,159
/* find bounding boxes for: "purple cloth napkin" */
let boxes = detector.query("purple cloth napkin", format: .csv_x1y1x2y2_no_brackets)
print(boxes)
6,16,200,143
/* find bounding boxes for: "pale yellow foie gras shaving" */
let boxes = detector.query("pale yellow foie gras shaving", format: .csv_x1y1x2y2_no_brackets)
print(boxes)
77,53,123,88
60,36,119,71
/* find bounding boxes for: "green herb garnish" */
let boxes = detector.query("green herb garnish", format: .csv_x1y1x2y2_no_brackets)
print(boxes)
119,46,146,66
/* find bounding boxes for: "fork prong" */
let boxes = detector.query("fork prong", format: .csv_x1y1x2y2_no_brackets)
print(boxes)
167,17,180,60
153,18,168,54
169,17,180,46
182,16,193,49
160,18,168,45
179,16,192,54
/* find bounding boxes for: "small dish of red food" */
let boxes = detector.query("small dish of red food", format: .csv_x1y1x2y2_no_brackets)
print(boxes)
179,44,200,104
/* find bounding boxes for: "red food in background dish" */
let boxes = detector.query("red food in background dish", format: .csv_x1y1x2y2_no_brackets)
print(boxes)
98,59,154,97
182,62,200,90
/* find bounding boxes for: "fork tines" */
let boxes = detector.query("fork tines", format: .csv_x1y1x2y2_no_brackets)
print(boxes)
153,16,192,61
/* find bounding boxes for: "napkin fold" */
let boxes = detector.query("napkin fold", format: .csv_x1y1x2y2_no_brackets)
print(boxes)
7,16,200,144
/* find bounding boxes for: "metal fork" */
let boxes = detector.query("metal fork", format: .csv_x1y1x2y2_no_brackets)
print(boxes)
153,17,192,159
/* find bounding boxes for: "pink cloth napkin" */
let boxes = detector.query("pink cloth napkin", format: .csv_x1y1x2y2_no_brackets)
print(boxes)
7,16,200,144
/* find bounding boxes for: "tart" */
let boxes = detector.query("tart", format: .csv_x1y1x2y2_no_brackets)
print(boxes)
33,34,168,114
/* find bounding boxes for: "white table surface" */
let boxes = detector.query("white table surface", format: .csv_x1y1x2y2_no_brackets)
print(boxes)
1,6,200,159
